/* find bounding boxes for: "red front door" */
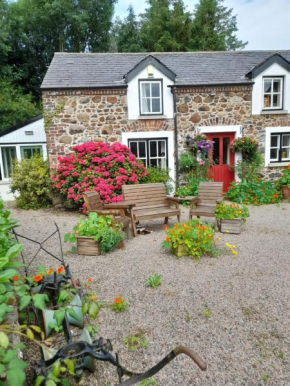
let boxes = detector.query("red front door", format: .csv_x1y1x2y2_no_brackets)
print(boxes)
207,132,235,192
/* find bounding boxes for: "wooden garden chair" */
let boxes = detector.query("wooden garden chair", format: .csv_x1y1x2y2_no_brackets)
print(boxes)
82,191,137,237
122,183,181,226
189,182,224,222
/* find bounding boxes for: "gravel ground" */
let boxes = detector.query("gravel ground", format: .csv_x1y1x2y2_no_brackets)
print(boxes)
8,203,290,386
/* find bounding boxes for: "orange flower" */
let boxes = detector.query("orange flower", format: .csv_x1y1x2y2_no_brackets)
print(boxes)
171,230,174,234
13,275,19,281
272,194,279,199
91,295,97,300
164,225,169,230
57,266,64,274
87,278,92,283
33,275,42,282
114,296,122,304
288,164,290,169
166,237,170,242
175,225,179,230
47,269,53,275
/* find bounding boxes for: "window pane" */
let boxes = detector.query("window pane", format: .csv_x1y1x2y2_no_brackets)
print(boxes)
270,149,278,160
150,159,158,167
212,138,220,165
223,137,229,165
151,83,160,97
282,134,290,147
1,147,17,179
271,135,279,147
141,83,150,97
150,141,157,157
129,142,137,156
20,146,42,159
158,140,166,157
273,94,281,107
264,94,271,108
141,98,151,113
264,81,272,93
273,80,281,92
281,148,290,160
152,98,161,113
138,142,146,158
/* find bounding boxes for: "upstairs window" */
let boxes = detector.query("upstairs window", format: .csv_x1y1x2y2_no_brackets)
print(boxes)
263,77,283,110
270,133,290,162
139,80,162,115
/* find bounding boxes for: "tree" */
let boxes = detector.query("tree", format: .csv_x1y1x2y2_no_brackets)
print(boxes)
0,0,11,78
116,5,144,52
191,0,247,51
0,81,41,131
140,0,193,52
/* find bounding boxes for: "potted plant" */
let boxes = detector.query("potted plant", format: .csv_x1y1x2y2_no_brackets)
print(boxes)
278,164,290,199
64,213,124,255
215,202,249,234
163,219,216,259
230,136,258,161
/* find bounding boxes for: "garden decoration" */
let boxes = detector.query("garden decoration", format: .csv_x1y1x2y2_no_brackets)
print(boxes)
215,202,250,234
11,223,206,385
230,136,258,161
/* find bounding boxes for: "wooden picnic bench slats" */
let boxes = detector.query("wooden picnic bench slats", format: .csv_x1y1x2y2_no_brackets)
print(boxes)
122,183,181,225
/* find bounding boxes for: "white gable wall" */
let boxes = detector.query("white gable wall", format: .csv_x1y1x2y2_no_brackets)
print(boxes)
252,63,290,115
127,66,174,120
0,118,46,144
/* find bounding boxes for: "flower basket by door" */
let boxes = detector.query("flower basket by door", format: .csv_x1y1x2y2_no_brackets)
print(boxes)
77,236,100,256
171,244,188,257
282,185,290,199
219,219,242,234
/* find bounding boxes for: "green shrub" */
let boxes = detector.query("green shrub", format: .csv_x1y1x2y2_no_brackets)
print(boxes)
10,154,52,209
142,166,173,193
226,178,281,205
277,164,290,188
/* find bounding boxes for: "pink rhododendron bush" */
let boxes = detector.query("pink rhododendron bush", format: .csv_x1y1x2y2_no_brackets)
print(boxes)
52,142,148,211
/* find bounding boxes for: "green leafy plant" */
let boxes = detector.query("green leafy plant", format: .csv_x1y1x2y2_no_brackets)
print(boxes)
111,296,128,313
226,178,281,205
123,333,148,351
215,202,250,220
146,274,162,288
203,306,212,318
230,136,258,161
277,164,290,188
64,212,124,254
163,219,216,258
10,153,52,209
142,166,173,194
140,379,157,386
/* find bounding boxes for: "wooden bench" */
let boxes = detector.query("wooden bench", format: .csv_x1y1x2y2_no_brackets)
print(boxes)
83,192,137,237
189,182,223,221
122,183,181,226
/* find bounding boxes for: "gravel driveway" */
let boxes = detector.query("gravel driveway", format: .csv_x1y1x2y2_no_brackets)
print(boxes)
9,203,290,386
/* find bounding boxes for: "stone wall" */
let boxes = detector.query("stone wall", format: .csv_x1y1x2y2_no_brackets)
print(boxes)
174,85,290,180
43,89,173,169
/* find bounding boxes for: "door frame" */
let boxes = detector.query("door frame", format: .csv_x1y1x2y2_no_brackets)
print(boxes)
197,125,243,181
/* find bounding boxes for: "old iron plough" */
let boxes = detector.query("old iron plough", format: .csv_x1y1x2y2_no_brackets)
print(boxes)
13,223,206,385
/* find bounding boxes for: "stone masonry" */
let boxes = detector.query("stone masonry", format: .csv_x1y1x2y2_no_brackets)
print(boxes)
42,89,173,169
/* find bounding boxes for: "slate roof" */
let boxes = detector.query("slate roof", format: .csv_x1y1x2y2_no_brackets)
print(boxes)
41,50,290,89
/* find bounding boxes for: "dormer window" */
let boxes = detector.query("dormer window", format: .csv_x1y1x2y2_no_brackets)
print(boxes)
139,80,163,115
263,77,283,110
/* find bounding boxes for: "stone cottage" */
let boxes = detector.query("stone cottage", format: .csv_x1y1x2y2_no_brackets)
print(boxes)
41,51,290,190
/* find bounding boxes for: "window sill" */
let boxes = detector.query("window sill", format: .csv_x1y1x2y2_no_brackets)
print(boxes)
268,162,290,167
260,110,288,115
138,115,167,120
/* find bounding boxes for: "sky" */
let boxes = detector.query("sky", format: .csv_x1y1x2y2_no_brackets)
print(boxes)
114,0,290,50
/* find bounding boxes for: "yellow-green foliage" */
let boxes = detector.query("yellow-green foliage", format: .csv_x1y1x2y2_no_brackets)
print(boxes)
10,154,52,209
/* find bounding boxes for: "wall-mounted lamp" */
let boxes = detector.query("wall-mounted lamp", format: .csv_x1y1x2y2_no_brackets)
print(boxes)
147,65,154,78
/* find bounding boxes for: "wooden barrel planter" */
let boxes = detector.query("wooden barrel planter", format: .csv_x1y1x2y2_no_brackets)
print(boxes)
77,236,100,256
282,185,290,199
219,219,242,234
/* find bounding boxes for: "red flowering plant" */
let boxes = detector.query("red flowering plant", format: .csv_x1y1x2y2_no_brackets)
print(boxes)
52,142,148,212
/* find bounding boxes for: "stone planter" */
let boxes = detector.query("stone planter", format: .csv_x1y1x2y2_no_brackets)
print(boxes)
282,185,290,199
77,236,100,256
219,219,242,234
172,244,188,257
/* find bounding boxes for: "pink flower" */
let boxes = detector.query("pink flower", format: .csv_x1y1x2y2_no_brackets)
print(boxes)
199,161,205,165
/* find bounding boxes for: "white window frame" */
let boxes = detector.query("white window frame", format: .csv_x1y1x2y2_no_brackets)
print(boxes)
281,134,290,161
270,134,280,162
263,77,283,110
139,80,162,115
127,140,147,167
265,127,290,166
148,139,167,168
